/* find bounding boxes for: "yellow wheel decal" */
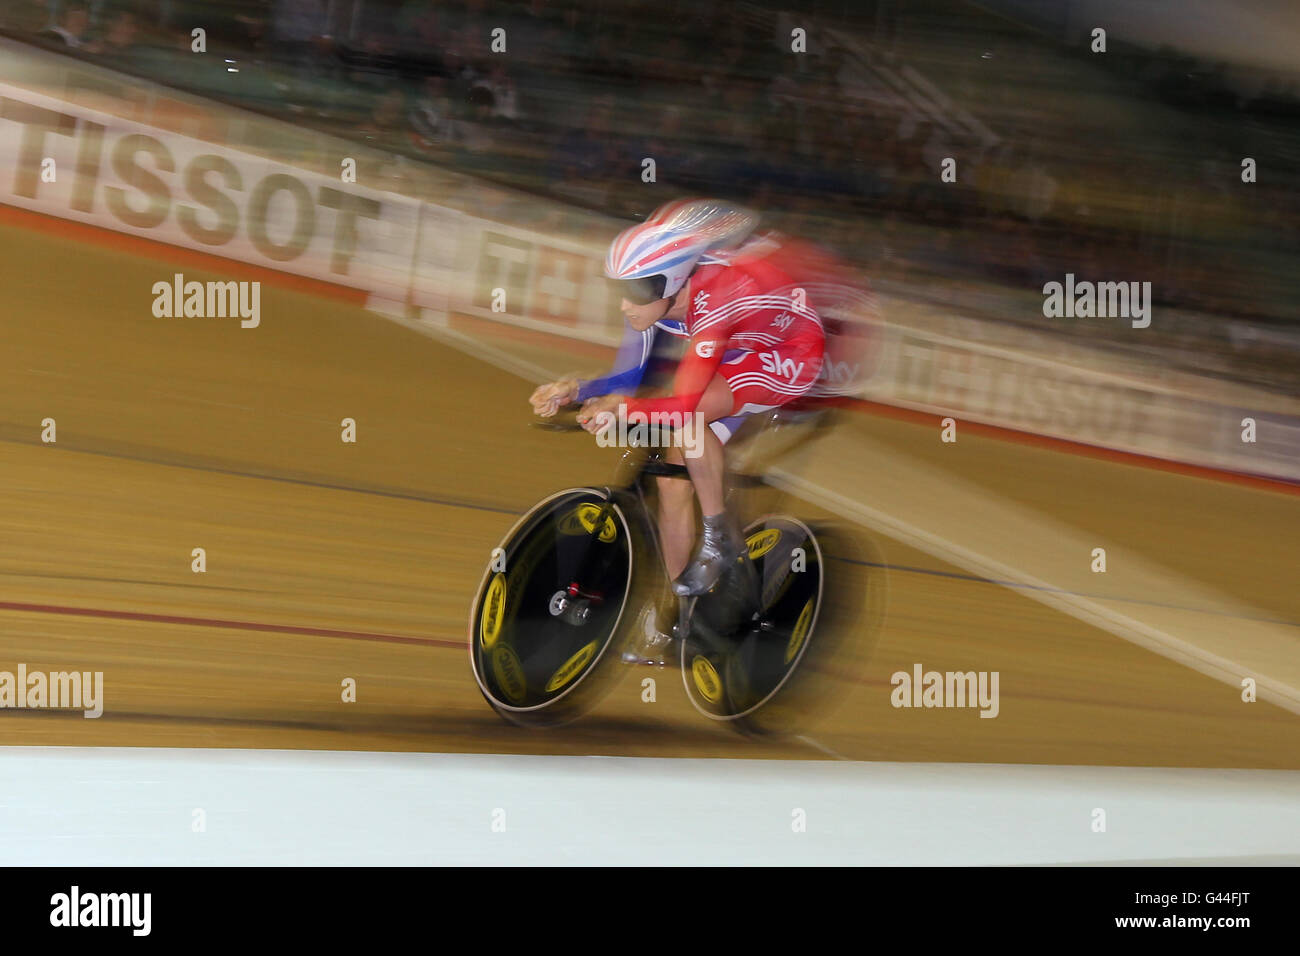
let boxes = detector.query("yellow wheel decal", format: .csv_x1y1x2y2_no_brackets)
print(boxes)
785,598,816,665
491,644,527,703
745,528,781,561
545,640,598,693
480,573,507,649
692,655,723,703
559,503,618,543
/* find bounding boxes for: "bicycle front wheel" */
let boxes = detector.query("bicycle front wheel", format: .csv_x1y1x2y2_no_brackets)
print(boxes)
468,487,640,727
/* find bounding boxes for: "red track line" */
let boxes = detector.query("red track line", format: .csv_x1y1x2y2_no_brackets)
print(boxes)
0,599,461,649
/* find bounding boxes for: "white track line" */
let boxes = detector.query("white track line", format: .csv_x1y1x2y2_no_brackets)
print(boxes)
389,311,1300,716
795,735,853,761
768,468,1300,716
386,311,559,385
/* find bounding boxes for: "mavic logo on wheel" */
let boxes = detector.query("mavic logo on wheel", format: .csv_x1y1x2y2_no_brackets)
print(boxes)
480,574,508,649
691,656,722,703
491,645,527,703
745,529,781,560
559,504,618,542
544,640,599,692
759,350,805,382
785,598,815,665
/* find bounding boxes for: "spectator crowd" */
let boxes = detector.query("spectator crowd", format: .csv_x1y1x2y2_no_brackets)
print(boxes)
4,0,1298,386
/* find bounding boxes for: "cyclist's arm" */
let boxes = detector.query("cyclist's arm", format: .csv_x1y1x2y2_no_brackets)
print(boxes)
576,322,656,401
622,335,724,418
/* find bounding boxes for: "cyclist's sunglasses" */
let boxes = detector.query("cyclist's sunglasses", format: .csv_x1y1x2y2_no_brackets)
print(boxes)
613,274,667,306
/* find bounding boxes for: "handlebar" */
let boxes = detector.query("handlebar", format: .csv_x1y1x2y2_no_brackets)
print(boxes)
530,404,586,431
531,419,586,432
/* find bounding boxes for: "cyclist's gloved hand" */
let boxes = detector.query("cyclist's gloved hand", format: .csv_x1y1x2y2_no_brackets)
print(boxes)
530,379,579,417
577,394,624,435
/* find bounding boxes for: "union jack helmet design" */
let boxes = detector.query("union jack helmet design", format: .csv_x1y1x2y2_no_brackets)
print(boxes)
605,198,759,301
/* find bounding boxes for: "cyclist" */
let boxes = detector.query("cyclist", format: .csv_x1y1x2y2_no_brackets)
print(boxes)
530,198,830,662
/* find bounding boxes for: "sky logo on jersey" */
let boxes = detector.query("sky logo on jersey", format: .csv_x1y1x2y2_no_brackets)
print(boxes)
760,350,805,383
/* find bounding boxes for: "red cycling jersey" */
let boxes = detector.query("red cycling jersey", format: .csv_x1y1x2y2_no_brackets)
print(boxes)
622,233,826,419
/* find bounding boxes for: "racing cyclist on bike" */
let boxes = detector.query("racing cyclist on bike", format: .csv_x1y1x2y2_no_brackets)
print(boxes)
530,198,827,662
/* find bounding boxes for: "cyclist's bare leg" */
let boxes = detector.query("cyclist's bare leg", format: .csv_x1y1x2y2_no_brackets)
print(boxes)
655,449,694,580
671,377,746,596
623,459,691,663
654,375,735,578
683,376,735,518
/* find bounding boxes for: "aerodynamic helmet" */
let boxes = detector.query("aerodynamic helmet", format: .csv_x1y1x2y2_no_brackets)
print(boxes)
605,198,759,304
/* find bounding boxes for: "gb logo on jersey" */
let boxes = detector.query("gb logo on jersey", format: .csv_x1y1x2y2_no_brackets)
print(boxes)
695,340,717,358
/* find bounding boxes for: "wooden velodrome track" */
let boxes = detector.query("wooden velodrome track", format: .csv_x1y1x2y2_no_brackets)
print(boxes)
2,211,1299,766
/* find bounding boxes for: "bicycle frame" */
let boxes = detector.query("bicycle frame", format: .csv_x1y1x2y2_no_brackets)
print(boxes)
473,406,869,730
534,416,771,600
543,430,792,661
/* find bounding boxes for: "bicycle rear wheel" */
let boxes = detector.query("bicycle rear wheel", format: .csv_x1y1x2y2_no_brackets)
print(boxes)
680,516,880,735
468,487,641,727
680,516,821,720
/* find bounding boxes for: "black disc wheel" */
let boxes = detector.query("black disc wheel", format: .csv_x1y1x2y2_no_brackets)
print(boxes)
680,515,880,736
681,516,823,722
468,488,642,727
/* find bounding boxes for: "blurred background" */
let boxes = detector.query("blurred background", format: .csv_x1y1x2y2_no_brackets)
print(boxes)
1,0,1298,782
5,0,1299,389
